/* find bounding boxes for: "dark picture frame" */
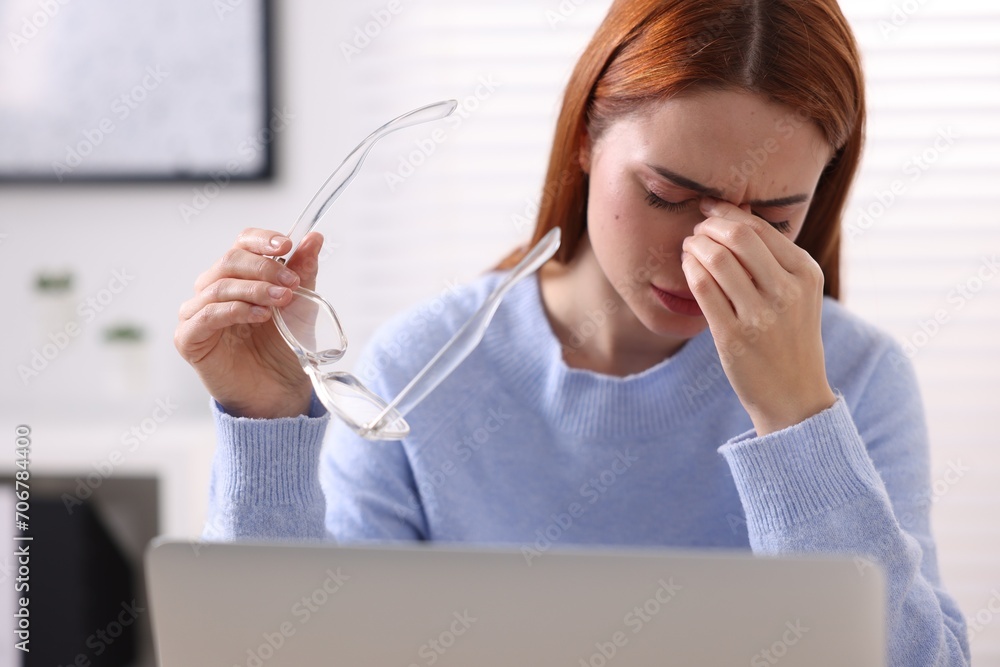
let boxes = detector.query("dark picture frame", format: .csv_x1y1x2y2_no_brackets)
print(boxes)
0,0,274,183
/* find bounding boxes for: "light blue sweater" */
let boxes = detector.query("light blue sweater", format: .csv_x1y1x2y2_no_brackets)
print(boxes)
204,271,970,666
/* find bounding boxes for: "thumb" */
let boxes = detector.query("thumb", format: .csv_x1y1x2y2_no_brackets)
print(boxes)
286,232,324,290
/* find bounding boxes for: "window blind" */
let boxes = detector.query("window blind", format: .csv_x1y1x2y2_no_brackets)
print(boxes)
329,2,1000,661
838,2,1000,661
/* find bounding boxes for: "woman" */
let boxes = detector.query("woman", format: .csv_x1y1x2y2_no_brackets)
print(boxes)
175,0,970,663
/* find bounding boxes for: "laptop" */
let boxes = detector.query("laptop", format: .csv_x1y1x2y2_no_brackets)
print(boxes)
145,538,886,666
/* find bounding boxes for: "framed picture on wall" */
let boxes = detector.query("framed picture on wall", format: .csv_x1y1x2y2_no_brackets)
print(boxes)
0,0,273,182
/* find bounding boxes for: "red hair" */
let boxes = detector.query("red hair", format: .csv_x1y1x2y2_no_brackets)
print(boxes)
497,0,866,300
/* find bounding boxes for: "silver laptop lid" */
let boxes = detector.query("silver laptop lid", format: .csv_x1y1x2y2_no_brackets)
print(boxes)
146,539,885,666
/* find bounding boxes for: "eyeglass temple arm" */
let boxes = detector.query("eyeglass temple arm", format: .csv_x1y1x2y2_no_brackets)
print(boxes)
277,99,459,265
365,228,562,433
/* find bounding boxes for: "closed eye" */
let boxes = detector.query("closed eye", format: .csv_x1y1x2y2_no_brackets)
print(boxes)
644,190,690,213
644,189,792,233
761,218,792,233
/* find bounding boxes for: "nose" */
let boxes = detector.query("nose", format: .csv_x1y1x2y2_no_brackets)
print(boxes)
700,195,753,215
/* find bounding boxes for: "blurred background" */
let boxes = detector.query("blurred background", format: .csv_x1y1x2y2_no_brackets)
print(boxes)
0,0,997,664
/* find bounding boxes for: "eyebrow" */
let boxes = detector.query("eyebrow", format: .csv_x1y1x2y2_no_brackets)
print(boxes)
646,164,811,208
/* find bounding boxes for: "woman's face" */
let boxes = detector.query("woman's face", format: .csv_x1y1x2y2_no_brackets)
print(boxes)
580,88,834,342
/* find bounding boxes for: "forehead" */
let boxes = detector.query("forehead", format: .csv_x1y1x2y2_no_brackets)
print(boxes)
608,90,833,201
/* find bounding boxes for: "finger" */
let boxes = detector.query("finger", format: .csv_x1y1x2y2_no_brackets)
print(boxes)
179,277,295,322
699,198,804,274
195,247,301,293
681,252,738,328
682,235,762,319
175,301,271,356
234,227,294,257
285,232,324,291
690,215,783,294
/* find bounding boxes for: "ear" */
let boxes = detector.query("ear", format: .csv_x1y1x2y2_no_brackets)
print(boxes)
578,127,592,175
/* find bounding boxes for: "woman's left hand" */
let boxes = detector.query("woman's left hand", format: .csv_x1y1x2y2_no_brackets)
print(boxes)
681,197,837,436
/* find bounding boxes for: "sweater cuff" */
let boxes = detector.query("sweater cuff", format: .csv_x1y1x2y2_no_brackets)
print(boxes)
717,391,886,535
211,397,329,504
215,390,329,419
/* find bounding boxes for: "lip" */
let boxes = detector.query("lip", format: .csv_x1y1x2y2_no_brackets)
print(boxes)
651,285,703,317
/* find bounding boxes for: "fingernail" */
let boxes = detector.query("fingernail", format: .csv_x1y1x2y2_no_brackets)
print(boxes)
268,286,287,300
250,306,268,317
699,197,717,213
278,269,298,287
270,235,289,249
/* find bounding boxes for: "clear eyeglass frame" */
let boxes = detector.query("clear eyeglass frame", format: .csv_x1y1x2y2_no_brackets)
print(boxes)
269,101,561,441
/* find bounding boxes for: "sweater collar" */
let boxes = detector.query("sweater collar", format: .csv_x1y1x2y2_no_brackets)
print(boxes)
484,272,735,439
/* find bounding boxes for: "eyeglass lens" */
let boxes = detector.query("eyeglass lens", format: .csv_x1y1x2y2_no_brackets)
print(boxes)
278,289,348,365
317,371,409,440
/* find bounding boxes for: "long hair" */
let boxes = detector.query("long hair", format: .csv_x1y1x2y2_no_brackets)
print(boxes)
497,0,866,300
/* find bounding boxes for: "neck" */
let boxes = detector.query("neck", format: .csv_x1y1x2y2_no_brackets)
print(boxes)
538,233,689,376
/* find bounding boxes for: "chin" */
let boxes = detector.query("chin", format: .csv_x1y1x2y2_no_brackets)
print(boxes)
628,294,709,342
647,313,708,340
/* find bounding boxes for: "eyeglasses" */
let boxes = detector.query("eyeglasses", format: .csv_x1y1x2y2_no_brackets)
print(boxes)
270,101,562,441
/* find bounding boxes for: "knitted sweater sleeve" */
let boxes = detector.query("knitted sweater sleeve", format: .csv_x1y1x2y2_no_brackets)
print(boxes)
197,274,504,546
200,391,334,542
717,339,970,666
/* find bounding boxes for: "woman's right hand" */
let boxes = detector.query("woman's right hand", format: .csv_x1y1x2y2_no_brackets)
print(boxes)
175,228,325,419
